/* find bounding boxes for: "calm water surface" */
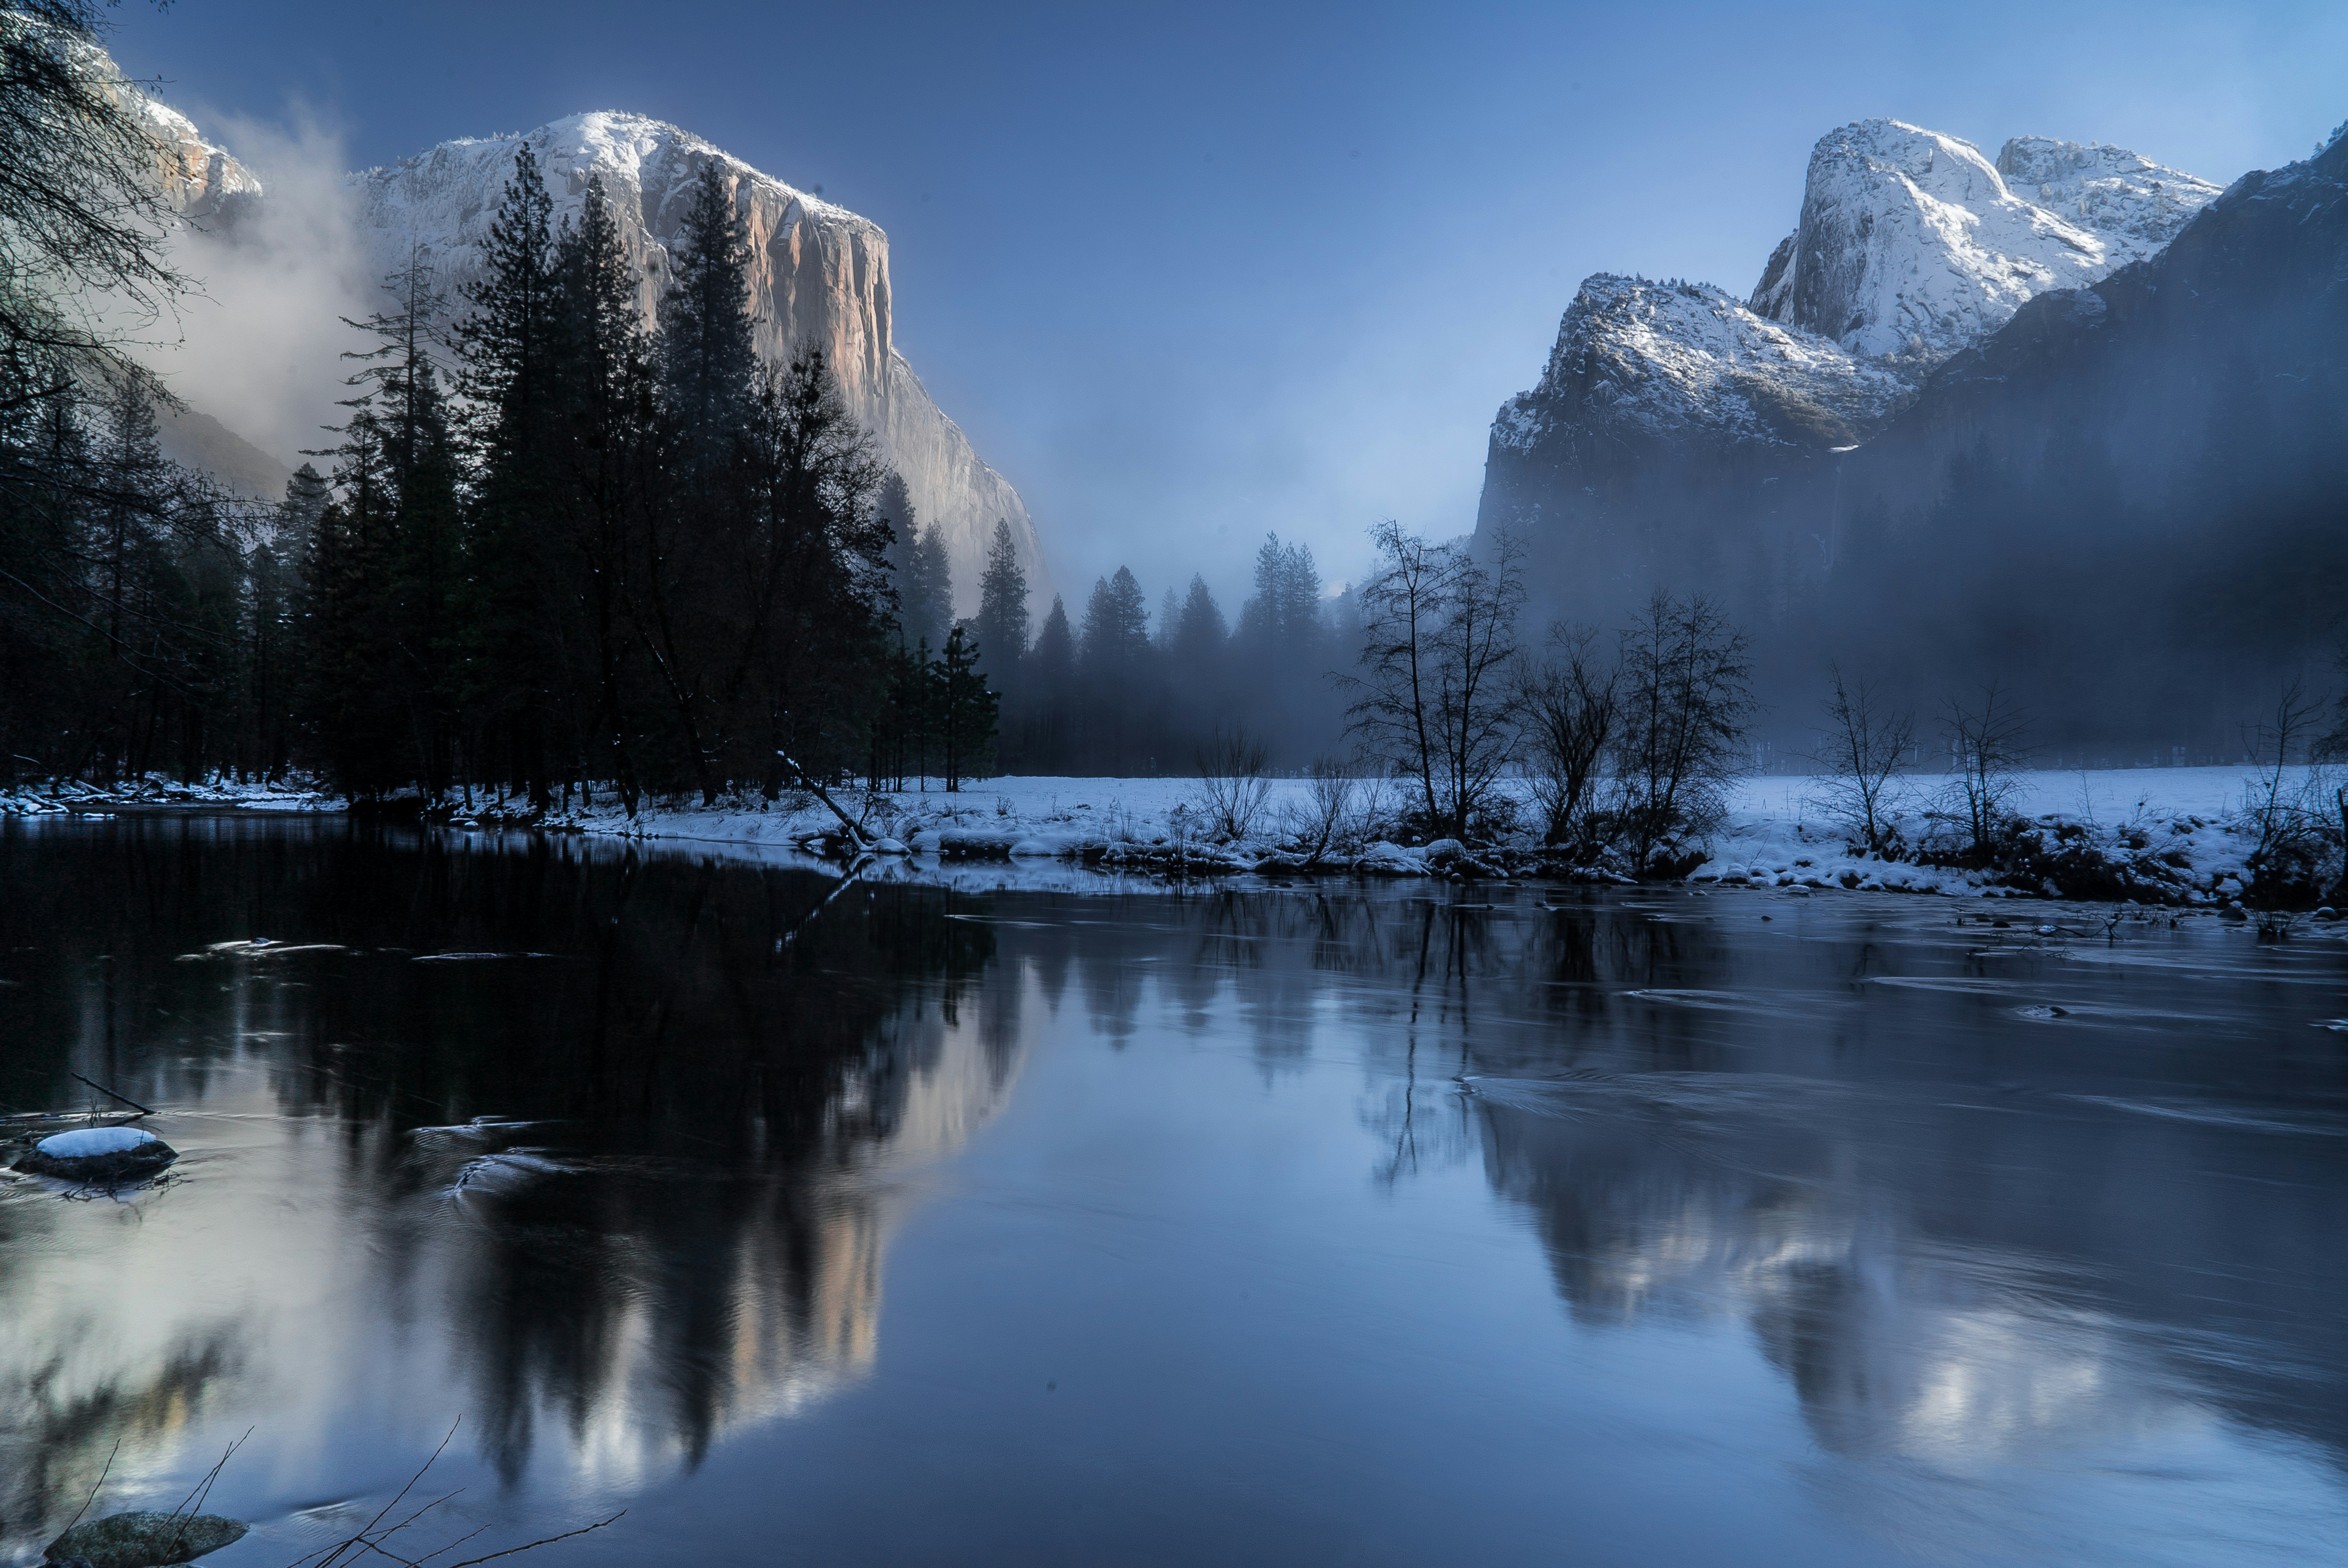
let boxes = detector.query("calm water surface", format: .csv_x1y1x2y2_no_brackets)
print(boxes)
2,815,2345,1567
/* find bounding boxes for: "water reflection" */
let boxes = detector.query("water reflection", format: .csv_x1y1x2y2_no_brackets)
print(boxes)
1,831,2343,1566
0,817,1020,1553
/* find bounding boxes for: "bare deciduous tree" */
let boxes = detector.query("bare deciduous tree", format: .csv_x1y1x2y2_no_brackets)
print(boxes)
1282,755,1357,863
2238,678,2336,905
1812,662,1912,856
0,5,191,387
1511,622,1617,851
1341,522,1524,839
1943,680,2030,861
1192,721,1271,840
1613,591,1757,872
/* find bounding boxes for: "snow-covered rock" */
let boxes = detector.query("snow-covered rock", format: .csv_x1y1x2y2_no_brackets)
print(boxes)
1492,274,1915,458
351,113,1048,611
15,1124,177,1182
1992,135,2220,261
1748,120,2217,360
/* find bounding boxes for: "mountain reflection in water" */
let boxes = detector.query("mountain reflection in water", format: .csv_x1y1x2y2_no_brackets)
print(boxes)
1,818,2344,1568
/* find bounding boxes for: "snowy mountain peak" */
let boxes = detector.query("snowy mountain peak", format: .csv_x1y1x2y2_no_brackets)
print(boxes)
1498,273,1912,455
1992,135,2220,257
1747,118,2217,360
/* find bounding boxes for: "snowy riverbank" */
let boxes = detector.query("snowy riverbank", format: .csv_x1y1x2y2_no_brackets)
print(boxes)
2,766,2332,911
526,766,2331,909
0,775,338,816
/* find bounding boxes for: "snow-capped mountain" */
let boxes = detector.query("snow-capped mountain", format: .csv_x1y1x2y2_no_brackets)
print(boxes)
1476,111,2348,749
355,113,1045,611
1493,274,1910,459
1477,118,2220,570
1748,121,2218,359
107,41,1045,609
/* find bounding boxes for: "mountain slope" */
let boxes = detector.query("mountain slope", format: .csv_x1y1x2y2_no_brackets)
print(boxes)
1748,121,2217,359
156,405,291,499
1474,117,2340,751
351,112,1047,611
1479,120,2222,590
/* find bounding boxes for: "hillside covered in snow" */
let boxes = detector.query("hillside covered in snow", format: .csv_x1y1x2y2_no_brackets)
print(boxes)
1483,119,2221,520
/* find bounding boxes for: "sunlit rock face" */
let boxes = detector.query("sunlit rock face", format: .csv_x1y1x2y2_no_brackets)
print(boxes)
1478,119,2222,570
1748,120,2217,360
351,113,1049,611
135,98,265,229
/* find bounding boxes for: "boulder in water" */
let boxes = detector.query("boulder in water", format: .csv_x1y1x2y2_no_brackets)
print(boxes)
15,1126,176,1183
45,1510,247,1566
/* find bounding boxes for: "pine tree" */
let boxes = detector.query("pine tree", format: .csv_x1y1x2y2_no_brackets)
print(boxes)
1017,593,1075,771
1080,566,1150,669
331,251,465,797
933,624,997,791
974,517,1030,674
1172,574,1229,662
455,139,564,805
658,160,757,474
552,172,654,811
1079,566,1154,771
631,161,760,799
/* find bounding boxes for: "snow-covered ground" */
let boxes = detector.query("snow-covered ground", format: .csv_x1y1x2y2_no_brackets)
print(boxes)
0,775,337,816
4,765,2330,910
531,766,2336,908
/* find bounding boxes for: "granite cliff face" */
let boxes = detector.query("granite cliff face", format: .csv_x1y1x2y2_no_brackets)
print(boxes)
1474,116,2348,752
1748,121,2217,360
95,45,1045,610
1476,119,2220,609
352,113,1046,611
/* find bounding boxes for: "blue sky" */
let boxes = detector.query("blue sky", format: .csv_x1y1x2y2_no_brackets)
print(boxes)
108,0,2348,609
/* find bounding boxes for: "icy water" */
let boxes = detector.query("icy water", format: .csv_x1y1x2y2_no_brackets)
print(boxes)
4,816,2347,1568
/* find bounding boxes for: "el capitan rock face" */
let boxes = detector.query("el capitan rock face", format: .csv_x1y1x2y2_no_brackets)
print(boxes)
352,113,1047,611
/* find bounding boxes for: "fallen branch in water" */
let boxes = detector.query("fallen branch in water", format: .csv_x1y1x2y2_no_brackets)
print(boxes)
291,1418,623,1568
775,750,870,852
70,1072,153,1117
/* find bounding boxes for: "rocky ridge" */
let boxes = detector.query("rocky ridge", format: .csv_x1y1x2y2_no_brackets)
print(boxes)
1477,118,2222,592
1749,120,2217,359
1488,120,2219,491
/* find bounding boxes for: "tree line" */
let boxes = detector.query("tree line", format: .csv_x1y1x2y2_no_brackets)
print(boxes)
0,43,1000,809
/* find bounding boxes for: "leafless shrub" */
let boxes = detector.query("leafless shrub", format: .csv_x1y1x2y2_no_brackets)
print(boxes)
1341,523,1526,838
1811,663,1912,856
1943,680,2030,862
1512,623,1618,851
297,1419,621,1568
1192,723,1271,840
1281,756,1356,862
1613,592,1758,872
2236,680,2344,906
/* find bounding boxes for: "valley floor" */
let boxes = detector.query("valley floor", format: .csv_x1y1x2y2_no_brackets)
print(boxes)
2,766,2334,912
555,766,2326,910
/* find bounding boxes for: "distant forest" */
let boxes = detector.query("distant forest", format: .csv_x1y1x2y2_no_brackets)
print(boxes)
6,4,2344,825
899,518,1349,780
0,16,1352,806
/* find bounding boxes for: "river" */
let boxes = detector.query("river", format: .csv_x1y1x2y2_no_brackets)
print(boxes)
2,814,2343,1567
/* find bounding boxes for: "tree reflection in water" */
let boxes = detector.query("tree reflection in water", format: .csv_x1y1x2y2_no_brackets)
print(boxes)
1,840,2343,1566
0,816,1009,1539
